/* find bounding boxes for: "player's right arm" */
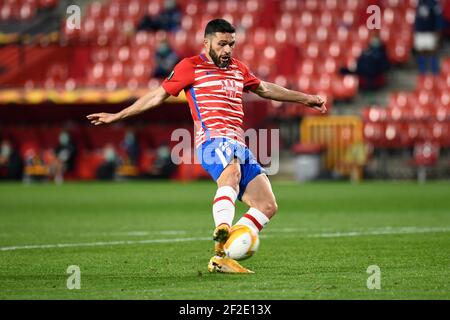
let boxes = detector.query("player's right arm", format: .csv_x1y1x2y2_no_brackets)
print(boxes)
86,86,170,125
87,58,194,125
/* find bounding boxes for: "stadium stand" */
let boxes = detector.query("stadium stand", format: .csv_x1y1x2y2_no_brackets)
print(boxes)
0,0,449,182
3,0,417,97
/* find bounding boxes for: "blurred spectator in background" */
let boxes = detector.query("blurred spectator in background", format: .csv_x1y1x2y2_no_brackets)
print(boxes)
0,139,23,180
51,131,77,183
23,148,48,183
148,144,176,179
122,130,139,165
137,0,181,32
96,144,118,180
153,41,180,79
414,0,444,74
340,33,390,90
159,0,182,31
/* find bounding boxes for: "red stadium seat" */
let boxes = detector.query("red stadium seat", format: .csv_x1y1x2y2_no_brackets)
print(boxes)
387,39,411,64
39,0,57,8
414,89,434,108
416,75,439,92
434,104,450,121
297,59,316,77
240,44,256,64
86,2,105,20
19,2,36,20
132,46,153,64
294,28,310,47
326,41,343,60
442,58,450,75
145,1,161,16
335,26,350,44
91,47,110,63
278,12,294,30
388,91,411,109
413,105,432,122
364,122,385,148
80,17,98,42
131,31,155,48
85,62,106,87
382,122,408,148
386,106,412,122
361,106,387,123
320,57,338,75
332,75,358,100
297,10,315,28
0,3,19,20
273,28,288,45
408,122,431,144
304,0,320,12
319,11,337,27
317,74,332,92
430,122,450,147
350,40,364,60
130,62,152,80
250,28,271,49
314,26,330,42
439,91,450,107
114,45,131,63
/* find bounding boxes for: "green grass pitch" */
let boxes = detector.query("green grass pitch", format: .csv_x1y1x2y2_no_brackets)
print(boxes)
0,180,449,299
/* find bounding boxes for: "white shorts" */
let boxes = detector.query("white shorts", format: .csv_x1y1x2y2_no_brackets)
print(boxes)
414,32,438,51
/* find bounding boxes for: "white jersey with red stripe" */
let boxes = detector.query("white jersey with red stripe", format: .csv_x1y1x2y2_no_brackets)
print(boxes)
161,53,261,148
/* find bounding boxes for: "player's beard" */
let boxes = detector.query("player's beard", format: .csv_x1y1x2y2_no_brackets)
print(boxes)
209,46,230,68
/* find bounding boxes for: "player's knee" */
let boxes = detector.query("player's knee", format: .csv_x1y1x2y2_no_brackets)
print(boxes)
226,166,241,186
219,165,241,192
262,200,278,219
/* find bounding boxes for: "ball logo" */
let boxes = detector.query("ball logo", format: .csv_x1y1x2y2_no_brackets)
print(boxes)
221,80,238,99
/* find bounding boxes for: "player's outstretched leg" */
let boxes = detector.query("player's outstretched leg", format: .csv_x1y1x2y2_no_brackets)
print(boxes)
236,173,278,237
208,160,253,273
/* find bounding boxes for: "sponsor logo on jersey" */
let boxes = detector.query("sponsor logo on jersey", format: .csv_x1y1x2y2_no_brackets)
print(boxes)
221,80,238,99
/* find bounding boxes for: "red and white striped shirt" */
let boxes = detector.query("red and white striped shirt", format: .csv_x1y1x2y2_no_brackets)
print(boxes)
162,53,261,147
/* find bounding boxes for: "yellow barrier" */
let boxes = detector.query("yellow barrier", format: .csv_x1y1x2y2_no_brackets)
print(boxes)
300,116,364,177
0,88,187,105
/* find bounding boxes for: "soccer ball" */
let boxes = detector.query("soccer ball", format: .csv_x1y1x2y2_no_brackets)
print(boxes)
223,225,260,261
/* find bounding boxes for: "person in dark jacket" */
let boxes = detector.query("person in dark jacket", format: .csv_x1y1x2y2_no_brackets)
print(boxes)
0,139,23,180
341,33,390,90
137,0,181,32
414,0,444,74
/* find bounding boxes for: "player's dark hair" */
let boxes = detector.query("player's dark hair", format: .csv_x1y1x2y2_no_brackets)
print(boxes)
204,19,236,37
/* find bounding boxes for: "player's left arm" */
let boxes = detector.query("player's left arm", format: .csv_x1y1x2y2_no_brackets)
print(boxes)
251,81,327,114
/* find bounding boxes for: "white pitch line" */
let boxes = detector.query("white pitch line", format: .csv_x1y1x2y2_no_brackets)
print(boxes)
0,237,210,252
106,230,188,237
305,227,450,238
0,226,449,252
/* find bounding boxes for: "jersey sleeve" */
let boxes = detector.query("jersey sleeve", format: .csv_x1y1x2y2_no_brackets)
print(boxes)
161,58,195,96
241,62,261,92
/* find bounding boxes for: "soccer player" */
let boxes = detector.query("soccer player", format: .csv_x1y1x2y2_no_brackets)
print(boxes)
87,19,327,273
